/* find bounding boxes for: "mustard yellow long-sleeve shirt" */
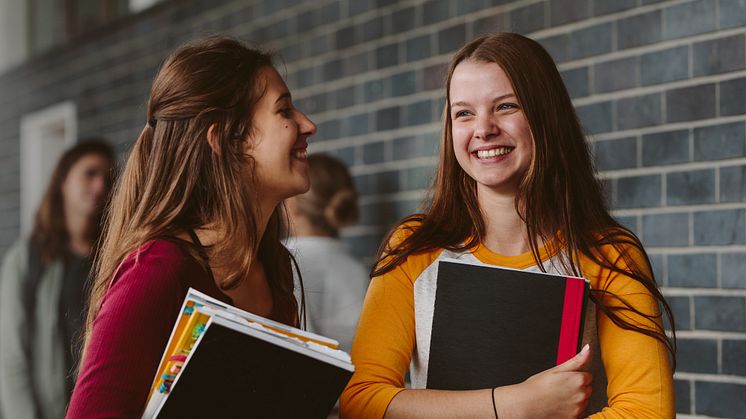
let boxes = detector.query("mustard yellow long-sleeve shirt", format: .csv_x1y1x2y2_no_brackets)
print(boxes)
340,227,674,418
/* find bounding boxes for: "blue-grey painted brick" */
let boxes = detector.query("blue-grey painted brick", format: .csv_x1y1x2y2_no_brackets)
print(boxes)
357,16,383,43
474,12,508,36
322,59,343,82
695,296,746,331
510,2,546,34
721,165,746,203
569,23,612,60
663,0,717,40
392,136,417,161
576,101,613,134
345,113,370,137
640,46,689,86
677,338,718,373
456,0,489,15
404,99,433,126
618,11,662,49
668,253,717,287
376,43,399,69
615,174,661,209
403,165,435,190
560,67,589,98
438,23,467,54
391,71,417,97
723,340,746,376
550,0,591,26
406,35,432,63
362,141,385,165
349,0,372,16
391,6,416,34
617,93,662,130
694,209,746,245
614,215,638,234
424,63,447,91
642,213,689,247
720,77,746,116
354,174,374,196
667,84,716,123
296,67,316,87
422,0,450,24
594,0,636,15
667,169,716,206
539,34,571,63
335,25,355,49
376,106,401,131
359,202,383,226
364,79,387,103
695,381,746,418
675,380,691,414
348,233,384,260
331,146,355,168
317,119,341,141
693,35,746,76
694,122,746,161
668,296,691,330
722,252,746,288
642,130,690,166
720,0,746,29
345,50,370,75
649,253,663,282
335,86,356,109
594,57,638,93
594,137,637,171
321,2,340,23
377,170,400,194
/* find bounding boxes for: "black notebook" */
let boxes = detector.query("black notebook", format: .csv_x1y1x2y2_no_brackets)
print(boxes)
143,288,354,419
426,259,589,390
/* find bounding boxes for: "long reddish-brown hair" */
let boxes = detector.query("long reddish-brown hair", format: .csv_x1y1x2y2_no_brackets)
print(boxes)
373,33,676,364
31,139,114,264
84,37,301,354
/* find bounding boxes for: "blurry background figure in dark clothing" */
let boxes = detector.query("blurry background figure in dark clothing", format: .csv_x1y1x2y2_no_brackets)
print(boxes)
0,139,114,419
285,154,368,352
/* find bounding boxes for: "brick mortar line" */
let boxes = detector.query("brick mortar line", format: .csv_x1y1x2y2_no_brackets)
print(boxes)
675,330,746,340
350,156,439,175
572,68,746,106
663,288,746,296
673,372,746,385
588,115,746,142
599,156,746,178
556,26,746,72
612,202,746,216
305,91,446,125
309,123,441,150
648,245,746,254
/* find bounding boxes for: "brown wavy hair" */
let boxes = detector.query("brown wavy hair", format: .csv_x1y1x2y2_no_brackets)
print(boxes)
31,139,114,264
372,33,676,365
84,37,302,354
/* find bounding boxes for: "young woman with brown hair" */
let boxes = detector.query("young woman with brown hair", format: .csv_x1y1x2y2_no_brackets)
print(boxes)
66,36,316,417
340,33,675,418
0,140,114,419
285,153,368,351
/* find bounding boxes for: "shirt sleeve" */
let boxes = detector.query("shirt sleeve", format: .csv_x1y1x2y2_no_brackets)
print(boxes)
66,243,189,418
0,241,41,419
586,243,675,419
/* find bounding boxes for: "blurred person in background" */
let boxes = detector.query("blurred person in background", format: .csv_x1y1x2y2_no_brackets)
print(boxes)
0,140,114,419
285,154,368,352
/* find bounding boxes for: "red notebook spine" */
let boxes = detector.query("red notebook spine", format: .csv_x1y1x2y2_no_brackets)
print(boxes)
556,277,586,365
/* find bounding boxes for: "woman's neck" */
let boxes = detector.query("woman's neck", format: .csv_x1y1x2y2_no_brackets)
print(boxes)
477,188,532,256
66,210,93,257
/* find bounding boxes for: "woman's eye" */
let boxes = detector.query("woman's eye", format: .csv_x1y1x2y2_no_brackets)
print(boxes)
497,103,518,111
279,107,293,117
454,110,472,118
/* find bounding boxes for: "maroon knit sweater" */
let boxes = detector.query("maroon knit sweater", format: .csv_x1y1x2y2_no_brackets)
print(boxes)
66,239,289,418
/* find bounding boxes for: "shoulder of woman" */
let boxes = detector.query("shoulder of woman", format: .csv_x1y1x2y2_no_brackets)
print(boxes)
115,238,203,286
387,217,424,247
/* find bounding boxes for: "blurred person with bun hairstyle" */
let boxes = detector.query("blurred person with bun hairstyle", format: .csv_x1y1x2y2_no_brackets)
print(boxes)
66,36,317,417
285,153,368,352
0,140,114,419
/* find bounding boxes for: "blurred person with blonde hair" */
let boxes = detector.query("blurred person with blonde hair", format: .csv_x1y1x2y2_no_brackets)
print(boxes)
0,140,114,419
285,154,368,351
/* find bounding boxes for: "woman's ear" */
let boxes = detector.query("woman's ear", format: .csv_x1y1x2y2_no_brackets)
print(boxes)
207,124,221,156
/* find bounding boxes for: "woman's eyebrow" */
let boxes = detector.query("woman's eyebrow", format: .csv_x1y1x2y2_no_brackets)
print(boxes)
451,93,516,108
275,92,291,103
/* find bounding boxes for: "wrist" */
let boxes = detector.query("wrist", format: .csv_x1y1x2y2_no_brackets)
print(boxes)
491,383,523,419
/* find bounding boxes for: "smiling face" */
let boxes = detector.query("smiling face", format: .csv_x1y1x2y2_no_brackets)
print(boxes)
247,67,317,203
449,60,534,197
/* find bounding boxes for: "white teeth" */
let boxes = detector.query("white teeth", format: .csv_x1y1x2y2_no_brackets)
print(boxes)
475,147,513,159
294,149,307,160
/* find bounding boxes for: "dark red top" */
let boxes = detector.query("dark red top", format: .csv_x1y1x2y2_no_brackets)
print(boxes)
66,239,288,418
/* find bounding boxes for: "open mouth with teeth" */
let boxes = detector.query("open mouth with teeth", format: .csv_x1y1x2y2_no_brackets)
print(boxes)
292,148,308,160
474,146,514,159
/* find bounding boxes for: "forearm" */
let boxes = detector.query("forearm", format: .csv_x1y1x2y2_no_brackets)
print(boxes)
385,387,518,419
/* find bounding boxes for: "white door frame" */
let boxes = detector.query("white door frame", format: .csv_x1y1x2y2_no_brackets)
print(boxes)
19,101,77,235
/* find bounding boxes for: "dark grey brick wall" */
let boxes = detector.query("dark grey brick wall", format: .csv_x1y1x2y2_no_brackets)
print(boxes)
0,1,744,416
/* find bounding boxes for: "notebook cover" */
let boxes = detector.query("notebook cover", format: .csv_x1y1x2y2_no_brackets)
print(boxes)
155,320,353,419
426,260,588,390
